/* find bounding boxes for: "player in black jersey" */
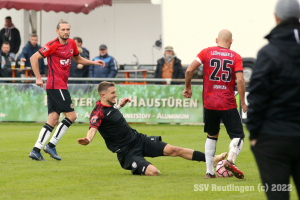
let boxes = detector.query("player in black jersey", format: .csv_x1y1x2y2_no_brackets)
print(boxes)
78,82,227,176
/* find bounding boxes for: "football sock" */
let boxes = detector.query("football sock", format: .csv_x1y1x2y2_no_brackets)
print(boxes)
192,151,206,162
33,123,54,153
49,118,72,147
205,136,218,175
228,138,244,163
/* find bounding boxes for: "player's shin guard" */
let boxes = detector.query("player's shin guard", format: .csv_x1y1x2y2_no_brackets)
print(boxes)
33,123,54,153
205,136,217,175
49,118,72,147
228,138,243,163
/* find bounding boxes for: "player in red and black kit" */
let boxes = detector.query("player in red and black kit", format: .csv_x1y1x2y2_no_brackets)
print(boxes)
77,81,227,176
29,20,105,161
183,29,247,179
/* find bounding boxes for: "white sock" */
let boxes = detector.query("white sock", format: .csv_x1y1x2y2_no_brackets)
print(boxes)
205,136,217,175
49,118,72,146
34,123,54,150
228,138,244,163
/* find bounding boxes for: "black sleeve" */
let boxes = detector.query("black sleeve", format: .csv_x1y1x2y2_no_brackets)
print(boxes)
246,48,274,140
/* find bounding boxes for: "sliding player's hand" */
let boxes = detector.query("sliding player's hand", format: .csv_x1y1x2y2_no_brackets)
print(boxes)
36,78,43,88
120,97,131,107
183,88,192,98
78,137,90,145
93,60,105,68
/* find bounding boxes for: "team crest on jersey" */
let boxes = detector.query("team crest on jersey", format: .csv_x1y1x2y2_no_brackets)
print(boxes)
42,45,49,53
91,116,98,124
132,161,137,168
70,49,73,54
70,103,74,109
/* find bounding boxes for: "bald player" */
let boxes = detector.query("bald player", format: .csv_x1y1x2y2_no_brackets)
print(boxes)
183,29,247,179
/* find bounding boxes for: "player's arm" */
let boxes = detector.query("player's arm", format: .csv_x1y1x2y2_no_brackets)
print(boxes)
236,72,247,113
30,51,44,88
73,54,105,68
78,127,97,145
183,60,201,98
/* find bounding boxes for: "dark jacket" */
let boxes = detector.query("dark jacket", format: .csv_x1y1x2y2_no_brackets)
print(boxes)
0,51,15,77
0,25,21,54
246,18,300,140
155,56,185,84
18,41,45,75
89,53,117,79
69,47,90,78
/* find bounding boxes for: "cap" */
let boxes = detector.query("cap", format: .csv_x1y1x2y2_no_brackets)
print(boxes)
275,0,300,21
99,44,107,50
164,46,174,52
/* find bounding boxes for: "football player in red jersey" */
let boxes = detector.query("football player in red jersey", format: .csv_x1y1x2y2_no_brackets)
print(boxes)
183,29,247,179
28,20,105,161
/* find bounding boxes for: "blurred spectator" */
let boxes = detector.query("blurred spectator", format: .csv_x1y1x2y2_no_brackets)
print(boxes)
155,46,184,84
69,37,90,83
19,34,45,77
0,16,21,58
89,44,117,82
0,42,15,78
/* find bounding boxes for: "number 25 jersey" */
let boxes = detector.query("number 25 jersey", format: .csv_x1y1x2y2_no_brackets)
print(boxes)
196,46,243,110
39,38,79,89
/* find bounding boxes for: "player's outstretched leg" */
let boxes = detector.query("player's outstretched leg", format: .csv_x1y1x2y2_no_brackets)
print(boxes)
163,144,227,178
145,165,161,176
225,138,244,179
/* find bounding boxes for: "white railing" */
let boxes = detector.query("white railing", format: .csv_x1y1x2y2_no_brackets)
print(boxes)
0,78,204,85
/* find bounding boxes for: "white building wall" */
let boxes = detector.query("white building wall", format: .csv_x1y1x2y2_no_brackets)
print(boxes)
0,1,162,65
162,0,278,64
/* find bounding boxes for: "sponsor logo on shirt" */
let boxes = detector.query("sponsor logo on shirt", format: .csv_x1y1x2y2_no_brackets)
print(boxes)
107,110,112,116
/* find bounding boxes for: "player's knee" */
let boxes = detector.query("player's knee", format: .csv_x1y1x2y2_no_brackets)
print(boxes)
146,169,160,176
145,165,160,176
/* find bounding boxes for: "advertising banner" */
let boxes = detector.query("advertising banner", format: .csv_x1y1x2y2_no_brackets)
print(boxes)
0,84,204,123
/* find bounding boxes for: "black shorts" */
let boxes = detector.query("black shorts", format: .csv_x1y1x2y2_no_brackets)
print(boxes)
204,108,244,139
117,134,168,175
47,89,74,115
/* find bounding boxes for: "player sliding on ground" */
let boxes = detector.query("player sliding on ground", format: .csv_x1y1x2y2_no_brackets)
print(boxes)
78,81,227,176
183,29,247,179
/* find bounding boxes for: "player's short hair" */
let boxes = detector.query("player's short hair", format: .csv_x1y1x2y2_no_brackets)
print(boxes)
97,82,115,94
30,33,38,38
2,42,10,47
73,37,82,44
5,16,11,21
57,19,70,30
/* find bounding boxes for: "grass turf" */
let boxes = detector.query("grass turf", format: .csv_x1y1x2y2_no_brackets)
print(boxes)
0,123,297,200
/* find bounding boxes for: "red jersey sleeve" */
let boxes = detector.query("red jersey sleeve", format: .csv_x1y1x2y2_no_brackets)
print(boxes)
72,40,79,56
38,40,57,58
234,54,243,73
196,48,208,64
89,109,104,130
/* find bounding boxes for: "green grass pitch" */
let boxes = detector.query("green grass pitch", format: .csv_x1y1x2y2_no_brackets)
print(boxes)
0,123,297,200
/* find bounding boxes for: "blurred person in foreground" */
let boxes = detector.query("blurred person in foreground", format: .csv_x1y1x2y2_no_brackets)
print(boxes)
247,0,300,199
